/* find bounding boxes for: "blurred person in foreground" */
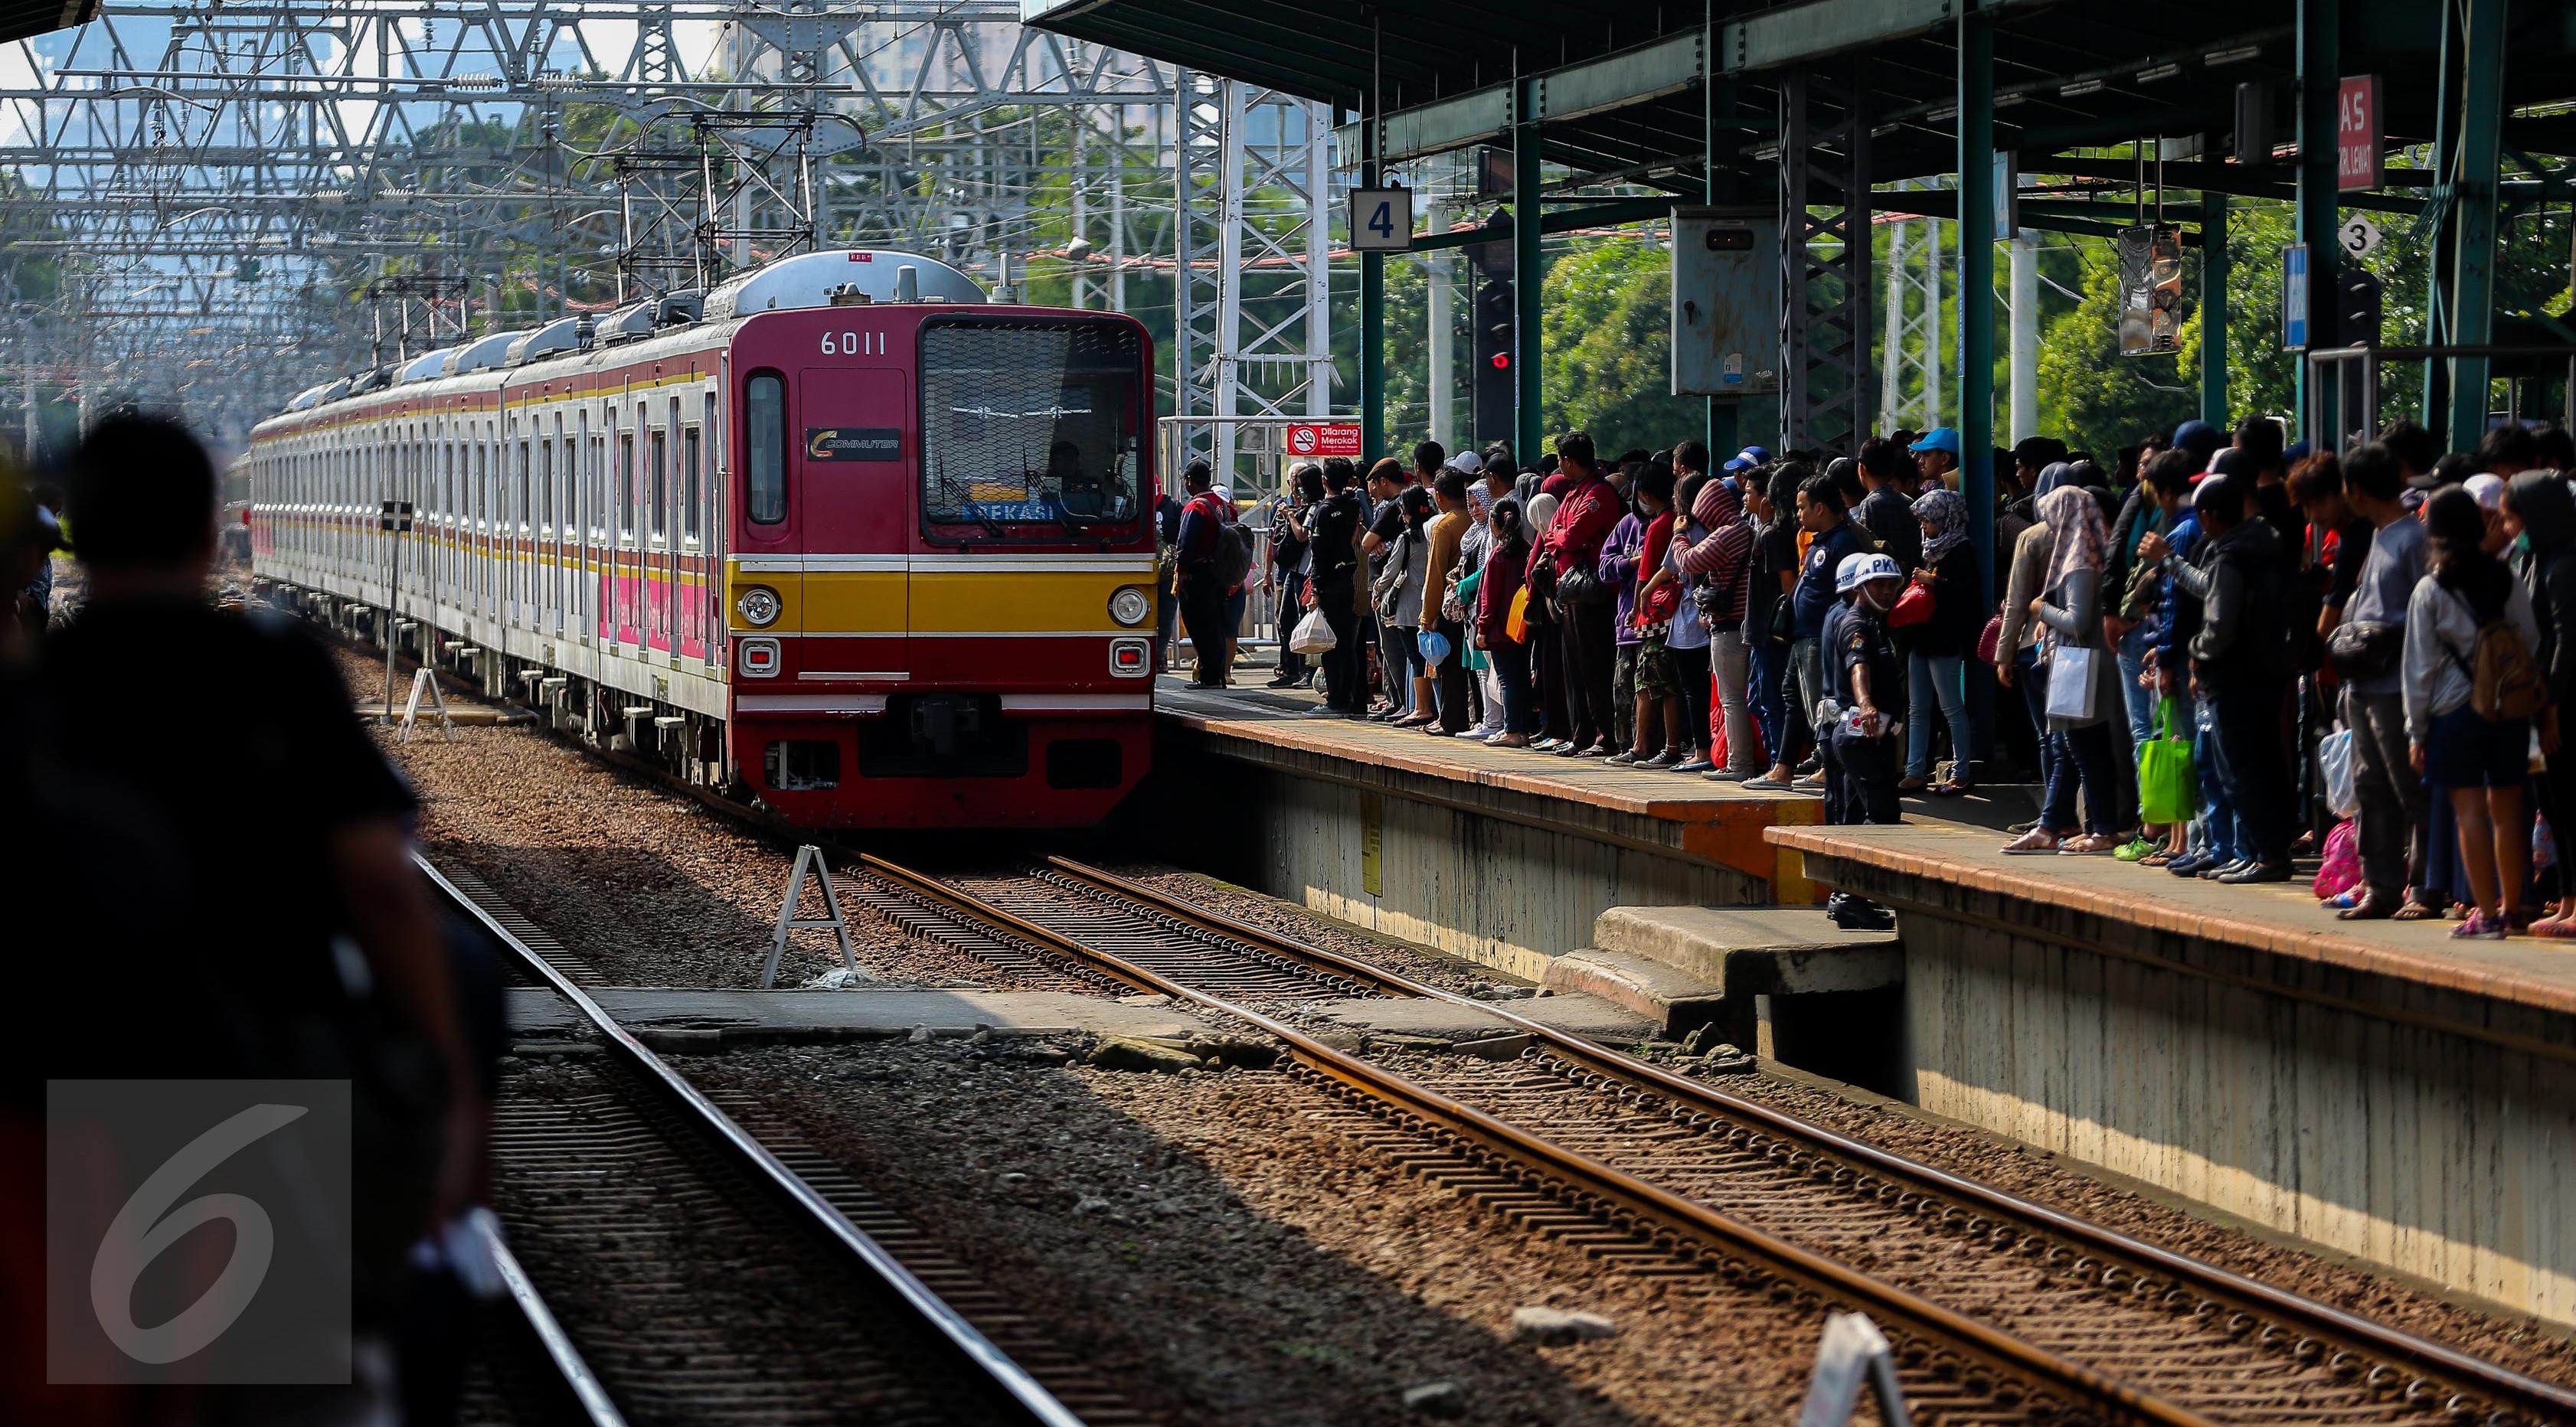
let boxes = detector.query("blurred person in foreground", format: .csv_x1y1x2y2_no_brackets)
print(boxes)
7,414,485,1423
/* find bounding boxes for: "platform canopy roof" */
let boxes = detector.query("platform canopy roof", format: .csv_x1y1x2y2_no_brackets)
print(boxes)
1024,0,2576,197
3,0,101,45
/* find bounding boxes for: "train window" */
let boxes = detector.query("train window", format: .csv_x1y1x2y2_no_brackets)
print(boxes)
616,431,635,541
745,371,784,524
516,439,531,531
682,424,702,544
649,426,668,543
538,436,554,531
917,318,1144,540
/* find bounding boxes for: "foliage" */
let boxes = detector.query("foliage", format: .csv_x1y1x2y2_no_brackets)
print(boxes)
1536,235,1705,457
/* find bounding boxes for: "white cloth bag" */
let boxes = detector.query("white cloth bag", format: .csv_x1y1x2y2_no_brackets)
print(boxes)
2044,645,2098,722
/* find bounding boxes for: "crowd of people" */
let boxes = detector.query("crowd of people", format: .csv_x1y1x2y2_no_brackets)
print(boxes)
1162,412,2576,942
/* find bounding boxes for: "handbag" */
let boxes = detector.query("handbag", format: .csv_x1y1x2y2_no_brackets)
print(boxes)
1290,606,1338,655
2136,697,2197,823
1888,581,1935,629
2324,619,2404,682
1767,593,1796,645
1639,580,1682,625
1975,613,2004,664
1373,533,1411,621
2044,643,2100,721
1505,584,1533,644
1554,563,1608,608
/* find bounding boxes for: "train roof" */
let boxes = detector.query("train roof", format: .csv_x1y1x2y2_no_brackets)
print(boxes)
704,249,982,320
451,328,531,375
397,346,461,384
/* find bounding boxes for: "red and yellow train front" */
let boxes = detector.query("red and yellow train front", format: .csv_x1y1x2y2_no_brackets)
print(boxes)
722,305,1158,827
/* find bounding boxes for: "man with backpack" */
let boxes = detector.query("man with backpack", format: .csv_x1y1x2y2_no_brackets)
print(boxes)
2173,474,2296,883
1174,459,1246,687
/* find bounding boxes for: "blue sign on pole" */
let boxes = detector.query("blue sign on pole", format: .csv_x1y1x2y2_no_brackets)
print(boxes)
2281,243,2310,351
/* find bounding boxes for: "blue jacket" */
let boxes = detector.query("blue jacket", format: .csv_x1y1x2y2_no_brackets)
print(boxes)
2149,515,2200,662
1792,521,1865,639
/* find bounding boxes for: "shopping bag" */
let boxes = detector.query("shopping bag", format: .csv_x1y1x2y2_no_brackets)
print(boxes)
2136,696,2197,825
1505,585,1532,644
1417,627,1453,668
2317,727,2358,818
2043,645,2098,721
1290,607,1338,655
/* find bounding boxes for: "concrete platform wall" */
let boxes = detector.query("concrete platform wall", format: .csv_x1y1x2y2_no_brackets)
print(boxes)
1907,916,2575,1325
1224,762,1760,983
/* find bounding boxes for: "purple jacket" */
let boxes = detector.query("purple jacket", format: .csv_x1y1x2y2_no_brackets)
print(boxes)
1597,511,1646,645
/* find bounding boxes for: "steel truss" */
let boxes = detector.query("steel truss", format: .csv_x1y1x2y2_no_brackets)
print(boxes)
1777,64,1873,455
0,2,1333,462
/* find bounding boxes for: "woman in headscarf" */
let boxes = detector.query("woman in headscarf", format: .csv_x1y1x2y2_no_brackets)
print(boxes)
2004,480,2128,854
1902,488,1983,795
1672,470,1759,776
2505,472,2576,934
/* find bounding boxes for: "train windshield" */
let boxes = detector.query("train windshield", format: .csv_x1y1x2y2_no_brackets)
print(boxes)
919,318,1146,540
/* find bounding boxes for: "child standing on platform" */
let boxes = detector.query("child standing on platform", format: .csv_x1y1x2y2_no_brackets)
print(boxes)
1820,550,1906,929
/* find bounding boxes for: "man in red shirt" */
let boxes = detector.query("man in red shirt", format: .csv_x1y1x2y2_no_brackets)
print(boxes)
1536,431,1626,756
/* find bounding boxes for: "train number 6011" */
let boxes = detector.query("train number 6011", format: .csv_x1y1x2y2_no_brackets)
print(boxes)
819,331,884,355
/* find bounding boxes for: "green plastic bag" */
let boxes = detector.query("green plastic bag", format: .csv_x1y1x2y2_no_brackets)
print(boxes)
2136,697,2197,825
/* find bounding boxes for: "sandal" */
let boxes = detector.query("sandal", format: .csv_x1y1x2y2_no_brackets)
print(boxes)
2529,915,2576,939
2057,833,2123,855
2140,849,2176,867
1929,779,1972,797
2001,828,2060,855
2391,901,2444,922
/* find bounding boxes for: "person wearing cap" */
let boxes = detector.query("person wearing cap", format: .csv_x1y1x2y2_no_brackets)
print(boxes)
1904,427,1958,492
1817,550,1905,928
1724,445,1771,480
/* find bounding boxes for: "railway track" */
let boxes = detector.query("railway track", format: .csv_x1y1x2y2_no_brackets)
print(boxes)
867,854,2576,1427
424,856,1123,1427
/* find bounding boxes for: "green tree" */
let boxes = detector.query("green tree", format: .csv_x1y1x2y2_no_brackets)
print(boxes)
1538,235,1702,456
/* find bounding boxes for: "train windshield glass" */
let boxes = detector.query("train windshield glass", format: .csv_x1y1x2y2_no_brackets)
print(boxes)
919,319,1144,538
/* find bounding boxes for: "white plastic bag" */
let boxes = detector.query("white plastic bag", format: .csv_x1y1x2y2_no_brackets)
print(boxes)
2043,645,2098,721
2318,727,2358,818
1290,606,1339,655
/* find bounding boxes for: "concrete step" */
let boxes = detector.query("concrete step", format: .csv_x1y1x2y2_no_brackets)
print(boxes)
1537,947,1725,1036
1593,904,1901,998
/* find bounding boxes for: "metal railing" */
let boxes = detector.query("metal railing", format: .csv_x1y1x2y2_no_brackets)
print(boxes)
2304,343,2576,454
1156,414,1355,649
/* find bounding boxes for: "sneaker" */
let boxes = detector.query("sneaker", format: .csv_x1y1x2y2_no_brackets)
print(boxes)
1301,707,1348,720
1741,774,1790,792
2451,911,2507,940
2113,836,2156,862
1639,749,1684,769
2198,858,2250,880
2218,861,2292,884
1606,750,1643,766
1702,767,1750,781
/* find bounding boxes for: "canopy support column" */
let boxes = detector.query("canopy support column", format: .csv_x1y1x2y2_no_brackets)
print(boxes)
2294,0,2340,447
2201,191,2230,427
1512,106,1544,462
2444,0,2510,450
1360,106,1386,463
1956,4,1996,592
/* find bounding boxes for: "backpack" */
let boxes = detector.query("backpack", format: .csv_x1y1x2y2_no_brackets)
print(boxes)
2462,618,2548,723
1212,521,1256,591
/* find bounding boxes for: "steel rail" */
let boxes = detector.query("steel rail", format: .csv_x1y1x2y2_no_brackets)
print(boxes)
474,1213,629,1427
1044,854,2576,1427
861,852,2215,1427
418,853,1090,1427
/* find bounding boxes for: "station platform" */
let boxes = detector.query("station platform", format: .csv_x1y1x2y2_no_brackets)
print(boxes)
1770,818,2576,1327
1140,672,1827,982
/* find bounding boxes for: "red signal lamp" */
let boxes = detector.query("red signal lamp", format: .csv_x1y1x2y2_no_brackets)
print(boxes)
1489,352,1511,370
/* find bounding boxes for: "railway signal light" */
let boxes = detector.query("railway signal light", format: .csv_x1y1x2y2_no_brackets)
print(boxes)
1472,276,1515,447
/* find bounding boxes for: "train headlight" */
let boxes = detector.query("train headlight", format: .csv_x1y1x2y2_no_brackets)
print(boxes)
1108,585,1152,627
734,586,782,628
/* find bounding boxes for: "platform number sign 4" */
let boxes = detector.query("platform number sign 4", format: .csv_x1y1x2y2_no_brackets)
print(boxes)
1351,188,1413,252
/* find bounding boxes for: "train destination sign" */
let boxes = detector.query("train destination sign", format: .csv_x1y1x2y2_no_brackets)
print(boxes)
806,426,902,461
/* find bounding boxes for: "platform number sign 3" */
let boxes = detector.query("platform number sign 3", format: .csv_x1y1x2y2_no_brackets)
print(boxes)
1351,188,1413,252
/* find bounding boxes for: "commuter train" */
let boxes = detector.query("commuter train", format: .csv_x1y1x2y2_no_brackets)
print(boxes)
247,250,1160,828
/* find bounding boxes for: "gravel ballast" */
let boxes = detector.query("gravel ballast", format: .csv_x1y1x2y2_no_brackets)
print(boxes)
686,1040,1831,1427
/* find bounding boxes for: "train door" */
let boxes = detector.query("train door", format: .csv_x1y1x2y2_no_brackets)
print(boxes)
796,365,909,678
659,393,680,663
646,394,670,658
732,367,799,671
